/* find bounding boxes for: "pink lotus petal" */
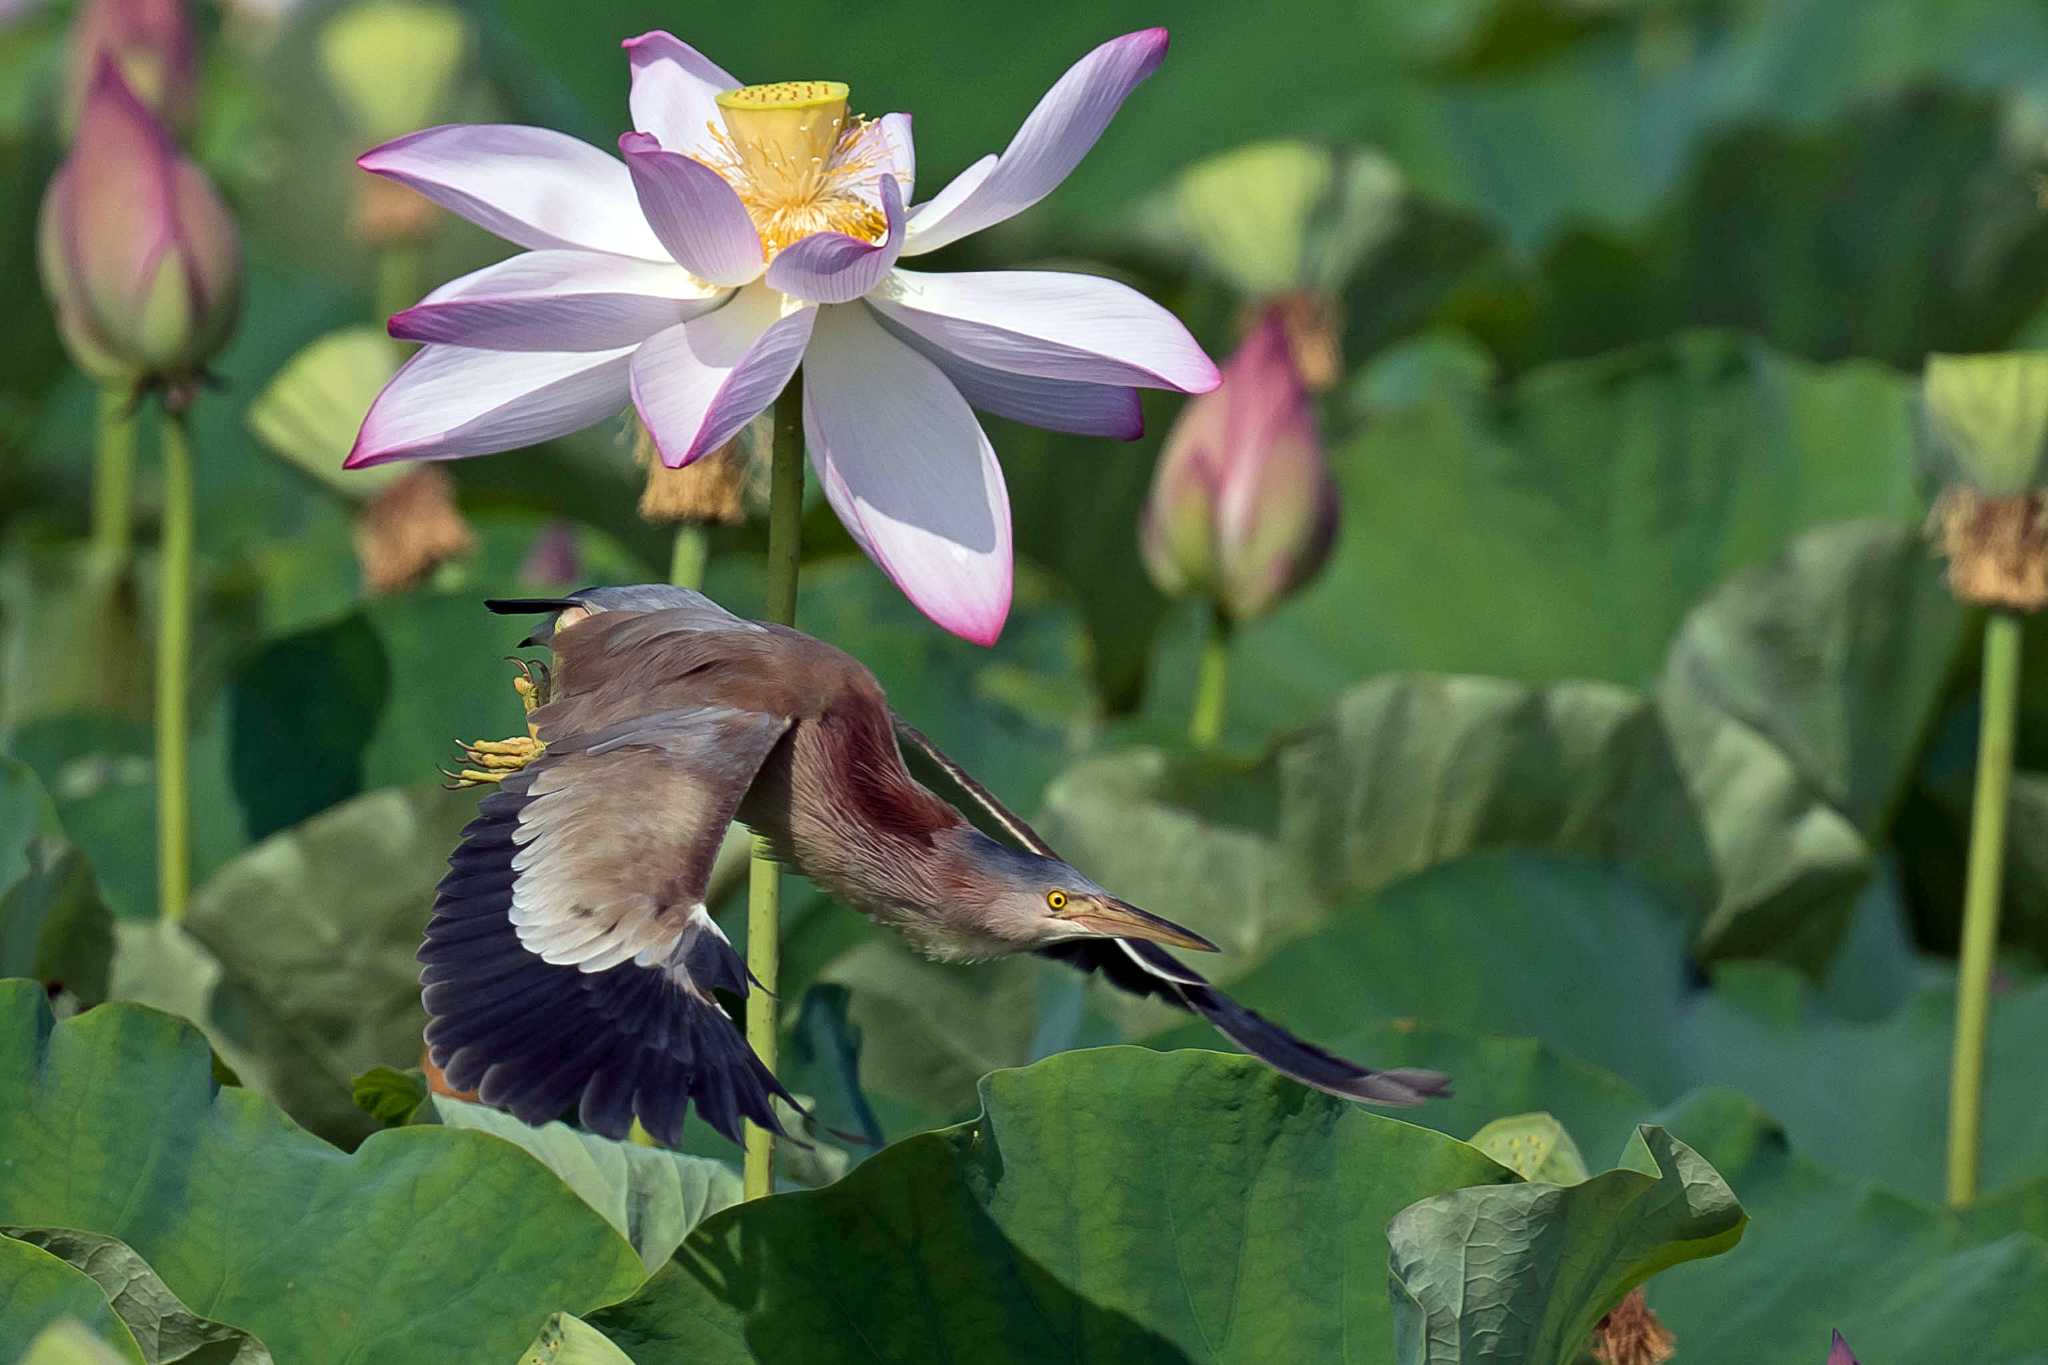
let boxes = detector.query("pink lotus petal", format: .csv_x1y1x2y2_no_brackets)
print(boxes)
876,308,1141,438
622,30,739,157
346,343,634,467
903,29,1167,255
392,249,725,351
905,153,993,240
870,267,1218,393
629,285,814,467
764,175,904,305
1827,1332,1859,1365
801,303,1012,645
359,124,666,260
876,112,916,201
618,132,764,287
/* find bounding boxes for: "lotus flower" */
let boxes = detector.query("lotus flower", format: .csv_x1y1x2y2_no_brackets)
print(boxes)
38,59,241,396
1139,303,1338,621
346,28,1218,643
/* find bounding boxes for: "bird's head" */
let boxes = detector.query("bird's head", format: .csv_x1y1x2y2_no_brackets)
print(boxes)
942,830,1220,954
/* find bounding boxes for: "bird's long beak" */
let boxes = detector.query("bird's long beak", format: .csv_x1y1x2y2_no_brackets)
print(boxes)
1064,897,1220,952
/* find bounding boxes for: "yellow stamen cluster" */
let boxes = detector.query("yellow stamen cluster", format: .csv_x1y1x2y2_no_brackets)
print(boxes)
707,80,894,259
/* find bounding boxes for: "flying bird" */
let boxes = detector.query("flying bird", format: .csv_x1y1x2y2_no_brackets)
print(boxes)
422,585,1448,1147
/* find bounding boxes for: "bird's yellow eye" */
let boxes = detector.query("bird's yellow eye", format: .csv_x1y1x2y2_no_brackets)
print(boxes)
1046,890,1068,911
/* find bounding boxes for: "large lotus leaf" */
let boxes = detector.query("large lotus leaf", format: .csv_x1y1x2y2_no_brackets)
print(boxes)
1389,1127,1745,1365
1645,1088,2048,1362
0,1240,141,1365
1682,962,2048,1204
1465,91,2048,374
0,759,111,1004
9,703,248,922
1,1230,269,1364
1078,522,1955,968
1191,338,1921,743
517,1314,635,1365
590,1047,1516,1363
1896,755,2048,961
0,546,149,733
1051,674,1865,977
0,982,644,1361
13,1319,140,1365
435,1096,743,1275
1151,852,2048,1202
180,784,480,1145
1657,522,1962,836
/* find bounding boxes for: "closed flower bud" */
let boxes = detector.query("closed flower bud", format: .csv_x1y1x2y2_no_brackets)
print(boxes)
1140,306,1338,621
39,60,241,398
64,0,196,132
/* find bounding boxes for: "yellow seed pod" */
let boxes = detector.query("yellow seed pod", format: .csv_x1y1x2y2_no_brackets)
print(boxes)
319,1,471,143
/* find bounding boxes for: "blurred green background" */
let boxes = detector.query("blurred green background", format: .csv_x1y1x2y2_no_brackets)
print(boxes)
9,0,2048,1360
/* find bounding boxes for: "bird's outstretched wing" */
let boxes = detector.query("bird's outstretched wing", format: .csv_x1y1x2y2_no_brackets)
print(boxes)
893,718,1451,1107
422,703,795,1145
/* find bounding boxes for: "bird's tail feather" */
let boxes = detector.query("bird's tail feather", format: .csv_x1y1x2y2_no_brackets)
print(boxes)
422,788,791,1146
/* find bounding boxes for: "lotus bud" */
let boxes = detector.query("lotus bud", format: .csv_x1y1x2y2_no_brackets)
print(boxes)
64,0,196,132
1922,352,2048,611
38,60,241,403
1140,306,1338,622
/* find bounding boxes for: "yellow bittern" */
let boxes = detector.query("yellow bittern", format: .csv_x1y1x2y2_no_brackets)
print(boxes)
422,586,1448,1145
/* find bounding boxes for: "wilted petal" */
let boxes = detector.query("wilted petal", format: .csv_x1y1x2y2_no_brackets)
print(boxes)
871,268,1218,392
629,285,814,467
619,132,764,286
392,249,725,351
802,303,1012,645
358,124,666,259
346,344,634,467
903,29,1168,254
765,175,904,305
623,30,739,157
879,309,1141,438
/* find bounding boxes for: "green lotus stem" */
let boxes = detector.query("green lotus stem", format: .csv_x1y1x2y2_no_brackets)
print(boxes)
156,406,196,924
1190,607,1231,746
669,524,709,590
92,387,135,570
375,243,423,326
744,382,803,1199
1947,609,2022,1209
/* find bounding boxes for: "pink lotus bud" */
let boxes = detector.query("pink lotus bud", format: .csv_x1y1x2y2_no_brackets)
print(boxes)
64,0,196,131
38,60,240,397
1140,305,1338,621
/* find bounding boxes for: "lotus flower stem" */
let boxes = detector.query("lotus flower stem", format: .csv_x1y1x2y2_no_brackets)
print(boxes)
92,387,135,570
744,382,803,1198
1947,608,2022,1207
156,406,195,924
1190,608,1231,746
669,525,709,590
